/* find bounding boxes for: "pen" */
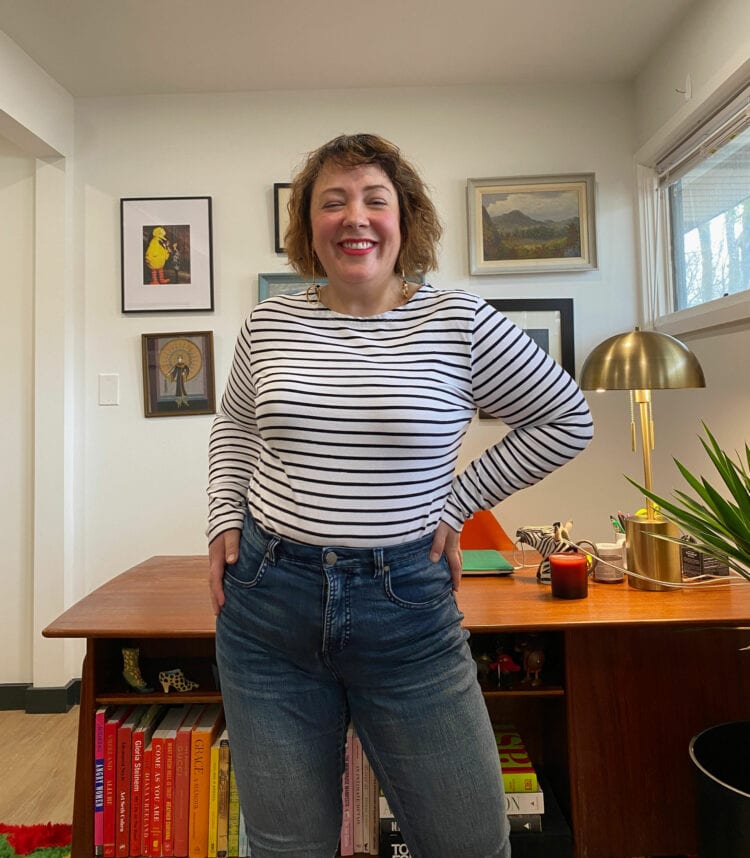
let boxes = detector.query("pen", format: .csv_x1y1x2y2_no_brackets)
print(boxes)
610,515,625,534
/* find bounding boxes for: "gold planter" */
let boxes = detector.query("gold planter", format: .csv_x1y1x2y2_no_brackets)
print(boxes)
625,515,681,591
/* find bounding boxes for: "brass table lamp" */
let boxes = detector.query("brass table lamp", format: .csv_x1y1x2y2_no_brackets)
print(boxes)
580,328,705,590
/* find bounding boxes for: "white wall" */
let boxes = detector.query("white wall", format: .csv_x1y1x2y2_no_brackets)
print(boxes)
632,0,750,496
634,0,750,149
0,133,34,683
75,82,638,591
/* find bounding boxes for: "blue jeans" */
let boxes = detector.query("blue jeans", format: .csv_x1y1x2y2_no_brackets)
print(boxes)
216,513,511,858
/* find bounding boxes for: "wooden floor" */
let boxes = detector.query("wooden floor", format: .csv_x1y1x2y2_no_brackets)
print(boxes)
0,706,78,823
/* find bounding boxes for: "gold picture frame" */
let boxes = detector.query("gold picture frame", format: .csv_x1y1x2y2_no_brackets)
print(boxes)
467,174,597,275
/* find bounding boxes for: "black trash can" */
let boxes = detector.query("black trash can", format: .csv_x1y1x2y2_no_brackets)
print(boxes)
689,721,750,858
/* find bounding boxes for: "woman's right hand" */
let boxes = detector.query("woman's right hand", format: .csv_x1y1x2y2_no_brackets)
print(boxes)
208,528,241,616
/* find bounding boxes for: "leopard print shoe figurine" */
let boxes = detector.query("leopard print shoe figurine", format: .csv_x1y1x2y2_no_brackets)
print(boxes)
158,667,199,693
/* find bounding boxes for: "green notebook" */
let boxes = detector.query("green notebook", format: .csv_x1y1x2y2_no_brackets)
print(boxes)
462,549,514,575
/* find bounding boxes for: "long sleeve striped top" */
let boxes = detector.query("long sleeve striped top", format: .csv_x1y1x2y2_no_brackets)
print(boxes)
207,285,593,546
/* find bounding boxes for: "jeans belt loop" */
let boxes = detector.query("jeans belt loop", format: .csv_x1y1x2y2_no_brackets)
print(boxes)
373,547,385,578
265,536,280,565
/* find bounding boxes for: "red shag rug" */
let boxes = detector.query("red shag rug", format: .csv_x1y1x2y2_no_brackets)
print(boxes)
0,824,71,858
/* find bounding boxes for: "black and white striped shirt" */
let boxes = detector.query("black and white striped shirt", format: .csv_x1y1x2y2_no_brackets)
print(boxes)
207,285,593,546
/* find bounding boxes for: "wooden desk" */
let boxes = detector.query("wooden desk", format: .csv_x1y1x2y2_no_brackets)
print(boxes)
45,555,750,858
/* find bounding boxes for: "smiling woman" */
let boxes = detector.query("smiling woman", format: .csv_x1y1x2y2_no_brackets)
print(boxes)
207,132,592,858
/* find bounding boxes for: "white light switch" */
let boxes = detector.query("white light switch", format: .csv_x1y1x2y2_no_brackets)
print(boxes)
99,373,120,405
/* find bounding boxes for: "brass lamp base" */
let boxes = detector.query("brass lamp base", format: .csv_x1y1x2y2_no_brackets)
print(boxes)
625,515,682,591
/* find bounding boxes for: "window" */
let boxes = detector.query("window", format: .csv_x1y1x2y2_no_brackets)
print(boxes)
653,83,750,330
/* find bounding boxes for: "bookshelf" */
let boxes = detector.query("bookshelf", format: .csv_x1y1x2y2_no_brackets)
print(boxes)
45,554,750,858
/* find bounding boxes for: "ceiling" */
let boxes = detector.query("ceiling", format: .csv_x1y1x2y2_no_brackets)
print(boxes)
0,0,696,98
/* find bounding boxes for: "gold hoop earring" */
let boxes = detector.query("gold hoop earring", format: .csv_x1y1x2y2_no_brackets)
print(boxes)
306,257,320,304
401,275,410,301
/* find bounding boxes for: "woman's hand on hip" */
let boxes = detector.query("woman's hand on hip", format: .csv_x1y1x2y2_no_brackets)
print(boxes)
208,528,240,616
430,521,463,591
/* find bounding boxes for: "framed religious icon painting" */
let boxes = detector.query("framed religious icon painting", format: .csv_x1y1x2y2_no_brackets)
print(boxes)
467,174,597,274
121,196,214,312
141,331,216,417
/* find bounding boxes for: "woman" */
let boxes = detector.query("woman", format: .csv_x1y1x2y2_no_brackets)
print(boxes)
208,133,593,858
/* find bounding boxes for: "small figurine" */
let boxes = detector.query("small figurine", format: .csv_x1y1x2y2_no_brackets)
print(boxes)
158,668,199,693
489,650,521,689
122,646,153,693
516,634,546,687
474,652,493,689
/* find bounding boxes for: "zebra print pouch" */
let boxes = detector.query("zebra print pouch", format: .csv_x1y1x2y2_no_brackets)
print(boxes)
515,522,577,582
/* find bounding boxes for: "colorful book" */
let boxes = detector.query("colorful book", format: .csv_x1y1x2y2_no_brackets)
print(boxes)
103,706,133,858
216,730,231,858
226,755,241,858
207,734,222,858
131,705,168,856
188,703,225,858
352,732,364,854
494,725,539,793
152,705,192,857
141,739,154,857
174,705,205,858
339,726,354,856
117,706,147,857
94,706,109,857
505,790,544,815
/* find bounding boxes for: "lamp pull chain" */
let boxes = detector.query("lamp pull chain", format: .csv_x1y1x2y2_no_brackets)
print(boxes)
629,390,637,452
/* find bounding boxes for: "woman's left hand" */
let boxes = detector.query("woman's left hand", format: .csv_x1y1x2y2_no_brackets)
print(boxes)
430,521,463,591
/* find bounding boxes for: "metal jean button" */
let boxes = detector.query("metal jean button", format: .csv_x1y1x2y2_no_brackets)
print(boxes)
324,550,338,566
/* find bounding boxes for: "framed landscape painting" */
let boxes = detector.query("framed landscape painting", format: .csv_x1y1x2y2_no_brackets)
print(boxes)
467,174,597,275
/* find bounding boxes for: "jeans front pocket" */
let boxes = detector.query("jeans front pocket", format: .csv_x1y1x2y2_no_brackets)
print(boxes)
383,552,454,609
223,528,275,589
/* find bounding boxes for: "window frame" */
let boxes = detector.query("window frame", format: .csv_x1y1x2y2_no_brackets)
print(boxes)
636,76,750,337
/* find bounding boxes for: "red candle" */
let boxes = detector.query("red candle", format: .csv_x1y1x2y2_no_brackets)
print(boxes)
549,553,589,599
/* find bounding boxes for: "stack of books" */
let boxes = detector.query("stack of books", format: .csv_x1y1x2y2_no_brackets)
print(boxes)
95,703,251,858
377,725,544,857
494,724,545,833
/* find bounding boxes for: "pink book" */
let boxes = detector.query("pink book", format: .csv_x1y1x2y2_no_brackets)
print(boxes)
339,726,354,856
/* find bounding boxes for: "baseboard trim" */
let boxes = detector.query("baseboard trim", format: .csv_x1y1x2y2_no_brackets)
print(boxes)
0,680,81,712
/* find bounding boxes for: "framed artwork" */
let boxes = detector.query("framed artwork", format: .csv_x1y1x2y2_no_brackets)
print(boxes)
121,196,214,312
488,298,575,376
141,331,216,417
258,272,326,302
274,183,291,253
467,174,597,275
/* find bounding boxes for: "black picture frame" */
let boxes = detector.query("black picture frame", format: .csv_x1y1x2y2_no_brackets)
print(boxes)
121,196,214,313
274,183,291,253
487,298,575,377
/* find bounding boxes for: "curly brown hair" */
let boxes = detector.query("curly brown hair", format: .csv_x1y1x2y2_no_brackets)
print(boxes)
285,134,442,279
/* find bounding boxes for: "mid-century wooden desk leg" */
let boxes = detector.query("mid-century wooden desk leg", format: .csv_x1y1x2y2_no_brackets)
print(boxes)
71,644,95,858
